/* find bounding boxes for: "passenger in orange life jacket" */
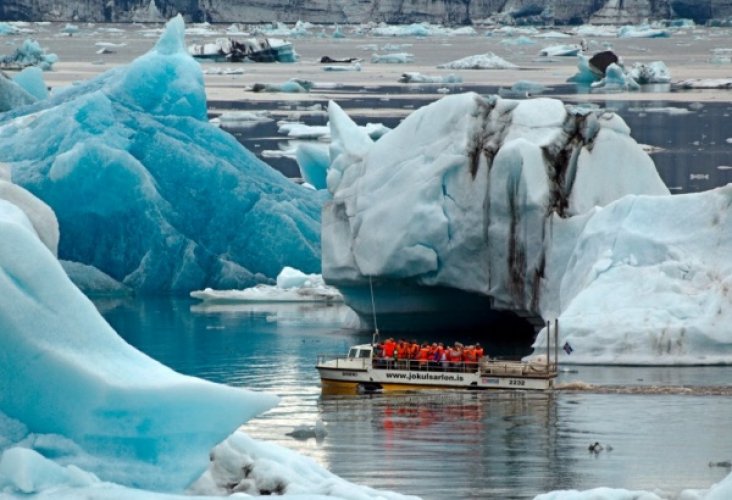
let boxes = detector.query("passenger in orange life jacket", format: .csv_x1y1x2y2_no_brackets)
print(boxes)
475,342,484,360
409,339,420,360
417,343,431,369
397,339,410,362
463,345,477,370
448,343,463,371
437,342,448,369
383,338,396,358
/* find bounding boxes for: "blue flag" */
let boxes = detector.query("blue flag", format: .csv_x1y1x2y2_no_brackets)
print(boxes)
563,342,573,355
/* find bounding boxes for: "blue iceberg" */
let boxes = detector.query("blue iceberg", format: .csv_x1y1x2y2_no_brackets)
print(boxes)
0,179,279,492
0,15,323,293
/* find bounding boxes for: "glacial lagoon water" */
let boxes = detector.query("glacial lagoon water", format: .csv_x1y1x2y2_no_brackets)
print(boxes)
100,297,732,499
217,92,732,195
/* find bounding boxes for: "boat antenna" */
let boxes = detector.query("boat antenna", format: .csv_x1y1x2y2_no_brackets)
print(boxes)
368,275,380,341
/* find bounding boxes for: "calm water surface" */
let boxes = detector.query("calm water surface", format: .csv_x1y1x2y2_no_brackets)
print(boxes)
100,297,732,499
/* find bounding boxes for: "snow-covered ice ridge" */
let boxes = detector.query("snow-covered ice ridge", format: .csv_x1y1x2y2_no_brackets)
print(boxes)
322,92,732,365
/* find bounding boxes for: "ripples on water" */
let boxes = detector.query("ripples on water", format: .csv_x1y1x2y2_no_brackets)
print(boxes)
102,298,732,499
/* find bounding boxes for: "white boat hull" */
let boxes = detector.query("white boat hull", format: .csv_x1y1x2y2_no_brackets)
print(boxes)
317,357,555,395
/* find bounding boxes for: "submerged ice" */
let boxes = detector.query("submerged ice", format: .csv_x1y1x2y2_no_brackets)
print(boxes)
0,15,323,293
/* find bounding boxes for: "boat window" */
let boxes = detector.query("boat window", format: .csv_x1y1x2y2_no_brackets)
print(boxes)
358,349,371,358
348,348,358,358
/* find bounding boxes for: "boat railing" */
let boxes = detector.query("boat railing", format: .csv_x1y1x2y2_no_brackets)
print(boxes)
316,354,371,370
480,358,556,378
371,358,483,373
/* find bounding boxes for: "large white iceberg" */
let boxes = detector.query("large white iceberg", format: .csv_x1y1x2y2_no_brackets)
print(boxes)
533,184,732,365
0,15,323,293
322,93,668,331
318,91,732,364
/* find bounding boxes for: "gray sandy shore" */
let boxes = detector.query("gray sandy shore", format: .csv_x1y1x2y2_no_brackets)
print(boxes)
17,22,732,111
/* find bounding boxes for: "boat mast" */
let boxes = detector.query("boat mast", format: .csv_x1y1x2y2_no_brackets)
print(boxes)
369,275,380,345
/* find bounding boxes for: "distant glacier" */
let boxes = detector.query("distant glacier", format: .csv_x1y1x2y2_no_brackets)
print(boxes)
0,0,729,26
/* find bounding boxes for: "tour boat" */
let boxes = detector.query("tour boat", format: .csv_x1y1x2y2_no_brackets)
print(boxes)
316,324,559,395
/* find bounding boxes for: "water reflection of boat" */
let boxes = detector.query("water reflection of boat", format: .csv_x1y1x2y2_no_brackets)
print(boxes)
187,37,297,63
316,328,558,395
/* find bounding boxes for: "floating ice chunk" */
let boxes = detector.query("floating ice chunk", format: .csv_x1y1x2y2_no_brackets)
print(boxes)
0,22,20,35
251,78,312,93
398,72,463,84
189,431,417,498
0,38,58,70
277,265,323,288
279,122,330,140
498,80,547,98
628,106,691,115
331,24,345,39
534,31,572,39
95,42,127,49
202,66,244,75
371,52,414,63
591,63,640,92
539,44,582,57
296,142,330,189
675,78,732,89
61,23,79,35
371,22,431,37
190,267,343,303
534,485,665,499
218,110,273,127
0,73,37,112
438,52,518,69
627,61,671,84
185,22,220,37
11,67,47,101
286,418,327,440
493,26,539,36
321,62,361,71
535,183,732,366
501,35,536,46
709,48,732,64
573,25,618,37
618,24,670,38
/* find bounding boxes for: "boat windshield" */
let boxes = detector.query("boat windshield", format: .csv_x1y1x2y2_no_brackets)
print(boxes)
348,347,372,359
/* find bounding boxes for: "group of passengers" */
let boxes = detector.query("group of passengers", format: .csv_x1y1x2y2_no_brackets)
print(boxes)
374,339,485,372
